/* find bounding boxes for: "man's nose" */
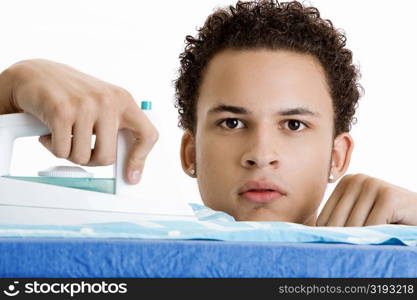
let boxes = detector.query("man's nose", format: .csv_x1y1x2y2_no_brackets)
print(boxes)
240,130,280,169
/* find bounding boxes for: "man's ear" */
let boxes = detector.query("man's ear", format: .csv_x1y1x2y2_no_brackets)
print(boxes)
329,132,354,182
180,130,197,178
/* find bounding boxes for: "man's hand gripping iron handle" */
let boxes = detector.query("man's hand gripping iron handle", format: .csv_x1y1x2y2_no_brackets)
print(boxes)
0,112,135,196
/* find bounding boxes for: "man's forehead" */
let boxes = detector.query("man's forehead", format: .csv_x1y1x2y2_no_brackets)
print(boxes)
198,50,332,113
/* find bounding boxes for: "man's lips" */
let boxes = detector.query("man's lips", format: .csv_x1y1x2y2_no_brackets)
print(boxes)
240,190,284,203
238,180,286,203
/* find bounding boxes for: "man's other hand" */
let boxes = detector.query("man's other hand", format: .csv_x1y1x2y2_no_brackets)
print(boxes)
316,174,417,226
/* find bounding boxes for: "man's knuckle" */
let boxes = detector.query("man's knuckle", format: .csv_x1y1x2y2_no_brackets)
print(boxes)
78,97,96,113
354,173,368,181
51,103,74,122
94,91,114,106
128,155,144,167
53,148,69,159
149,127,159,144
94,154,115,166
114,87,133,100
70,154,90,165
373,190,397,217
340,174,352,184
101,156,116,166
363,176,378,189
101,96,114,109
379,186,394,200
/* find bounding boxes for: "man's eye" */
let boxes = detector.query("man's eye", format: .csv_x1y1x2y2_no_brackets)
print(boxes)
219,118,245,129
283,119,307,131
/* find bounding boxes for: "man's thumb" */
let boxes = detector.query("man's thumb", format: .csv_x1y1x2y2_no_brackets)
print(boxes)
125,143,146,184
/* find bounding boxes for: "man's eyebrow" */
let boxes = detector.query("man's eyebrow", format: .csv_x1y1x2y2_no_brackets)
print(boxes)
278,107,319,117
207,104,319,117
208,105,249,115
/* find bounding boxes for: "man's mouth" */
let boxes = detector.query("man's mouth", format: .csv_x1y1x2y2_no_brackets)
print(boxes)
238,181,286,203
240,189,284,203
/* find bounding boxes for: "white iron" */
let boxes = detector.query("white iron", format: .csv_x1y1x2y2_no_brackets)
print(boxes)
0,112,195,225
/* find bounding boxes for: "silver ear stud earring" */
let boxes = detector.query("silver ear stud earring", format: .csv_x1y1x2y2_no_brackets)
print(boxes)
329,174,335,181
190,169,196,176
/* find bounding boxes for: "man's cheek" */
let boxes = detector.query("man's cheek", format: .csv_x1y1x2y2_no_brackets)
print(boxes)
201,142,236,165
198,145,234,182
288,156,328,195
293,148,330,175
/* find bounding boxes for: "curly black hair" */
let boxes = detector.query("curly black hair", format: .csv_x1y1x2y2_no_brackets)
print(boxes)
174,0,362,137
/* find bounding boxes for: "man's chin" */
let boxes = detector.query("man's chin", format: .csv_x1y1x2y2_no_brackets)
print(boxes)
234,208,291,222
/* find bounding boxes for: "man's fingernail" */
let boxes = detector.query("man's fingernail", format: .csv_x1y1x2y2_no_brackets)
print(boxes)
130,170,142,183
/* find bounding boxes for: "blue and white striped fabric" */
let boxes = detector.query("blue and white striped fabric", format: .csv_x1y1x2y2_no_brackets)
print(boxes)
1,203,416,246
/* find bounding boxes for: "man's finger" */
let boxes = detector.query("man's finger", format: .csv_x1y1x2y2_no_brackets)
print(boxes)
364,194,395,226
121,106,159,184
316,175,351,226
325,180,363,226
89,116,118,166
49,119,73,159
39,134,52,151
69,118,93,165
344,179,379,226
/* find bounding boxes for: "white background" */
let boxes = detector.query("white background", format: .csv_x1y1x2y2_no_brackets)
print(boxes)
1,0,416,215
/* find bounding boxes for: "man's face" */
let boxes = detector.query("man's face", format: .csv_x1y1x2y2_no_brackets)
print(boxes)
190,49,336,224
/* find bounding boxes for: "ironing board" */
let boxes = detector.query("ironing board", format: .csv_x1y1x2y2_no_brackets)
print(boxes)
1,238,416,277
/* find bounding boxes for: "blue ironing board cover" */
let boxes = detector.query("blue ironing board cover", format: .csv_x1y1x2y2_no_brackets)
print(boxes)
1,203,416,277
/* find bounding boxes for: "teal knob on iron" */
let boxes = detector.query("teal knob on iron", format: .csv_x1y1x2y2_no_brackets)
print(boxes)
141,101,152,110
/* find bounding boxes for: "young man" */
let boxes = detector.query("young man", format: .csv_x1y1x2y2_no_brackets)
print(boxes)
0,0,416,226
175,0,417,226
